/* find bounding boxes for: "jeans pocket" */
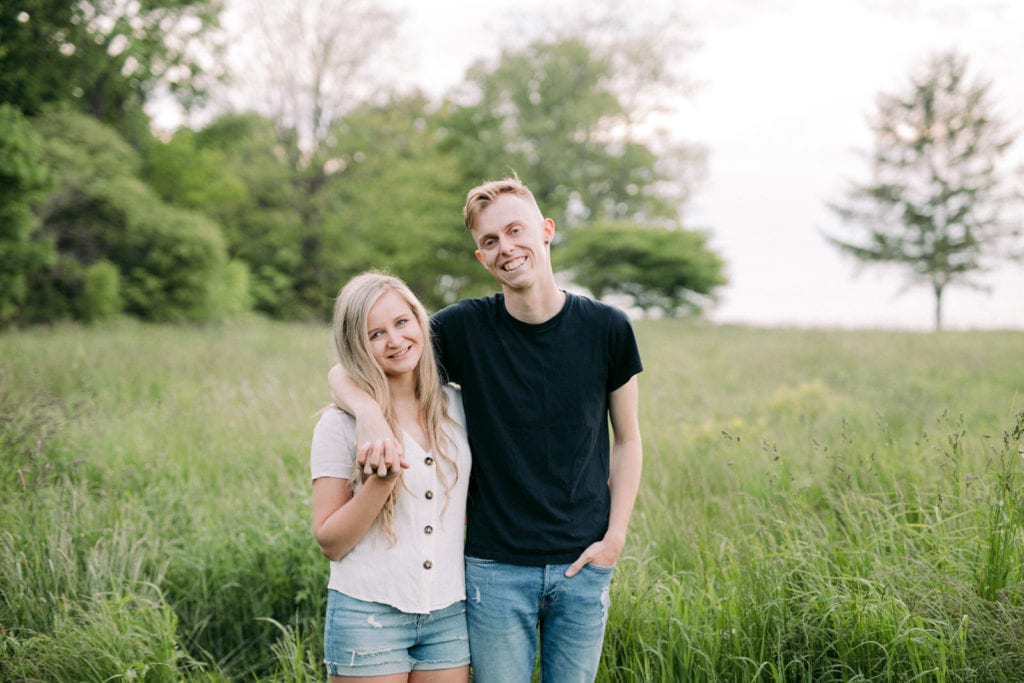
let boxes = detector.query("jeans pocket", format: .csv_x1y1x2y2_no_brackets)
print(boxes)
582,562,615,575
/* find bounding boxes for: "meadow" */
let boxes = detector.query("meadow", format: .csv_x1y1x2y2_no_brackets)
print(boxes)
2,318,1023,681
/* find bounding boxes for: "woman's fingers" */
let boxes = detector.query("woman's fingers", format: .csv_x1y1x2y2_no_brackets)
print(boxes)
358,438,405,479
361,440,382,475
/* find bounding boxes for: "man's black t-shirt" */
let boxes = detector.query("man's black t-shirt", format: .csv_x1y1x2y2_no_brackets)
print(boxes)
432,292,643,565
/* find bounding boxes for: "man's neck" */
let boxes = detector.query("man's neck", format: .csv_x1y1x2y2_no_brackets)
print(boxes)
502,280,566,324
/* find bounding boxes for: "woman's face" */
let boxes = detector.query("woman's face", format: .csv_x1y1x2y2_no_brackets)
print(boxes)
365,290,424,378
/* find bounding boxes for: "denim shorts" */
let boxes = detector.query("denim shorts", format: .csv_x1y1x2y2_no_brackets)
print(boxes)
323,590,470,676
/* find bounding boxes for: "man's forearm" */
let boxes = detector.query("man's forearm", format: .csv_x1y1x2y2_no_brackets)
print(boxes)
328,363,378,417
605,375,643,551
327,363,405,472
606,436,642,546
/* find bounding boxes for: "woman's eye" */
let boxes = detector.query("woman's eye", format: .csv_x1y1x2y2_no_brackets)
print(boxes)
369,331,382,340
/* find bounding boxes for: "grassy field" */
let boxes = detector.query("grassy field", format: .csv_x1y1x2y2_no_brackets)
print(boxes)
2,317,1024,681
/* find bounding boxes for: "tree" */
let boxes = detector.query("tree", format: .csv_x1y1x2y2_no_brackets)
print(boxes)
442,37,691,229
555,222,725,316
190,113,308,317
827,50,1024,330
212,0,404,315
233,0,401,164
143,128,248,221
144,116,299,317
440,0,703,230
315,93,484,313
0,0,225,137
0,2,77,115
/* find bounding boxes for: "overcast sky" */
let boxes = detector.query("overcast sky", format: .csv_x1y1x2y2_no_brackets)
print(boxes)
393,0,1024,330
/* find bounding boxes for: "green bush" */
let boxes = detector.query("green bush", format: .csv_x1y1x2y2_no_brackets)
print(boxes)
0,104,53,328
210,259,252,318
18,109,242,324
80,260,123,322
556,222,726,315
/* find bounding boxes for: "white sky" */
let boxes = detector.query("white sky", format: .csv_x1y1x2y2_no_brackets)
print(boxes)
391,0,1024,330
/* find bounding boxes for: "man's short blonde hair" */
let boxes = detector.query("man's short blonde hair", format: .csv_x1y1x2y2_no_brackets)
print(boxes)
462,175,541,232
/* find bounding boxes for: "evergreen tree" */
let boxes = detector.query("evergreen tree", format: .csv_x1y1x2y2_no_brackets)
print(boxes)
827,50,1023,330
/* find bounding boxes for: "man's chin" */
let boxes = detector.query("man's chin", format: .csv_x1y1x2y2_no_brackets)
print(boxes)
495,266,531,287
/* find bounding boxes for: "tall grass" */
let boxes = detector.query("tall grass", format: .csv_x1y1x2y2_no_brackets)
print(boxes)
603,321,1024,682
2,318,1023,680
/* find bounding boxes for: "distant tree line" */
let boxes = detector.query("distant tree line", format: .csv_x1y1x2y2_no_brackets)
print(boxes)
0,0,726,329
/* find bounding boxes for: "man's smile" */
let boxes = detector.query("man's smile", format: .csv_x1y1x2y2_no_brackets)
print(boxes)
502,256,527,272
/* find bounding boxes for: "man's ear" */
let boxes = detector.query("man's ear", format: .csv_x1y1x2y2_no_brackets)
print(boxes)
543,218,555,244
475,250,484,263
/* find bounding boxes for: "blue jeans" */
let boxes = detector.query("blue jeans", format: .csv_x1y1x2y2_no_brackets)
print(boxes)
464,556,614,683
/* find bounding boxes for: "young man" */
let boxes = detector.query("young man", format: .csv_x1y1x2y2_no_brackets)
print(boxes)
331,176,643,682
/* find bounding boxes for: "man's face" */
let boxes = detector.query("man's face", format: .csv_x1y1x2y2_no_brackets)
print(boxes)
471,194,554,291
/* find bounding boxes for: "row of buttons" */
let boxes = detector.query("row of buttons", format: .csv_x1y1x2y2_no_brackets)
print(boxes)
423,455,436,570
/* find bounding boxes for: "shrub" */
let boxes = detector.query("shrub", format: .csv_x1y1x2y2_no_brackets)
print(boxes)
79,260,122,322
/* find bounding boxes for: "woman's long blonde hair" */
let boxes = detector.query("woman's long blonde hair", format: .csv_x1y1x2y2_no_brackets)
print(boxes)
332,271,459,544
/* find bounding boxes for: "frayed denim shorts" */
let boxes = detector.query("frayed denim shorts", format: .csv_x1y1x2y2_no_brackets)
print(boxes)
323,589,470,677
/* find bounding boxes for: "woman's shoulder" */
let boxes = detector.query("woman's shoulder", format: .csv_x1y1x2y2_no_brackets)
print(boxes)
442,385,466,427
317,404,355,423
442,384,463,408
312,406,357,442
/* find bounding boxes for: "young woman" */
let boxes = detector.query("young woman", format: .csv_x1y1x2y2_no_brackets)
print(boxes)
310,271,471,681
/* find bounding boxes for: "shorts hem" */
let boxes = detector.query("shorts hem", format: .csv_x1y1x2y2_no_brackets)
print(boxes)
324,658,411,677
412,656,471,671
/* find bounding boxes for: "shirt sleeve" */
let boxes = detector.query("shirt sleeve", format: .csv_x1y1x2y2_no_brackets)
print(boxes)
431,305,459,385
606,308,644,392
310,408,357,481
